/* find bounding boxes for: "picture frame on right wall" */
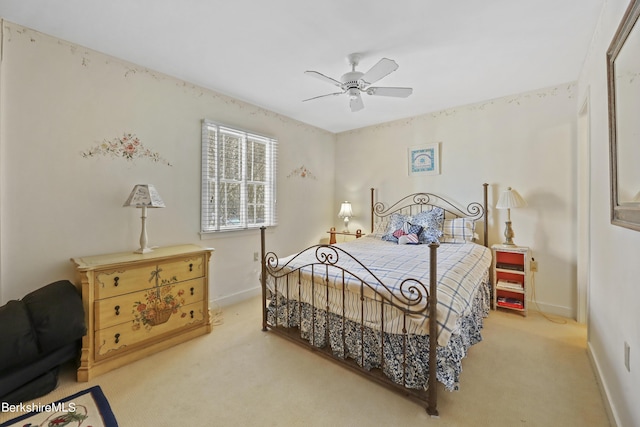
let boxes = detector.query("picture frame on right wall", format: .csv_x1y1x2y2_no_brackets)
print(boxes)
408,143,440,176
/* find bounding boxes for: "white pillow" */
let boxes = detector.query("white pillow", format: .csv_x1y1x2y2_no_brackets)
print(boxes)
398,235,410,245
371,217,390,239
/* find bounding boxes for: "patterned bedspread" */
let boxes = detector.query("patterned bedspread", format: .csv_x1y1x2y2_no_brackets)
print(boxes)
265,236,492,347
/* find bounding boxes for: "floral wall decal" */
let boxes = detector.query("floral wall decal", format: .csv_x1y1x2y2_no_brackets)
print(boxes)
287,165,317,179
81,133,173,166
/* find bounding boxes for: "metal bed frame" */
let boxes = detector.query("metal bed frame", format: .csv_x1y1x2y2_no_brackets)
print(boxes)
260,184,488,416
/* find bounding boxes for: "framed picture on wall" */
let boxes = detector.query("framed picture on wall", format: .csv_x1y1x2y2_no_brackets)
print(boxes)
408,143,440,176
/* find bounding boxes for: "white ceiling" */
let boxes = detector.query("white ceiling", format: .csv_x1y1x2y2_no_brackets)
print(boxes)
0,0,604,133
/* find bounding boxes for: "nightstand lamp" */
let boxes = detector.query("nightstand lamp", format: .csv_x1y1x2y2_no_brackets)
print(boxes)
123,184,165,254
496,187,526,246
338,201,354,232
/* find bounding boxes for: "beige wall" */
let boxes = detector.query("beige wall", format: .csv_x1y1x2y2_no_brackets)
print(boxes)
335,84,578,317
3,10,638,425
0,22,336,305
577,0,640,425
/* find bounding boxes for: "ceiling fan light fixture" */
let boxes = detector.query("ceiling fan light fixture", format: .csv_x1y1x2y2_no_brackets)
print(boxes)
303,54,412,111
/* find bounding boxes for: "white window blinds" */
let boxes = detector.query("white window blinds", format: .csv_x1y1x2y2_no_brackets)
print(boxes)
201,120,277,232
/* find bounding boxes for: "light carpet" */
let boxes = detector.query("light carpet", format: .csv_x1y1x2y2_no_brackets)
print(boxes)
0,297,610,426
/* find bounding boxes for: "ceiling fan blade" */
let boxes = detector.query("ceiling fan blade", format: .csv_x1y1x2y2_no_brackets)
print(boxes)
304,70,343,88
366,87,413,97
303,91,344,102
361,58,399,85
350,92,364,112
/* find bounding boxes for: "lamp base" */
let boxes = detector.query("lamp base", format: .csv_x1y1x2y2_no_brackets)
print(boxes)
502,220,516,246
134,247,154,254
134,207,155,254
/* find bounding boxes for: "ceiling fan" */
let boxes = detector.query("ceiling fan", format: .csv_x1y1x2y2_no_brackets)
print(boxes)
303,53,413,112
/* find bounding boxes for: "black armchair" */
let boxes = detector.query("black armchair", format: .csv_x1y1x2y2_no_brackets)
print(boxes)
0,280,85,404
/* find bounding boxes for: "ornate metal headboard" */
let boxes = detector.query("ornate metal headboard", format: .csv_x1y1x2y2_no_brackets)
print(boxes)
370,183,489,247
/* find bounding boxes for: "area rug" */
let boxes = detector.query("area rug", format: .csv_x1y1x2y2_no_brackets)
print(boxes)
0,386,118,427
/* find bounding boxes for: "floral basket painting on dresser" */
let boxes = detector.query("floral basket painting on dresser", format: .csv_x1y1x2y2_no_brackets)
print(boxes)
132,285,187,329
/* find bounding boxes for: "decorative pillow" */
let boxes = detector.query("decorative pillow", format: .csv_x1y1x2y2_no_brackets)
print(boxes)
411,208,444,244
392,228,406,239
441,218,476,243
402,223,423,244
398,233,420,245
381,213,410,242
386,221,423,244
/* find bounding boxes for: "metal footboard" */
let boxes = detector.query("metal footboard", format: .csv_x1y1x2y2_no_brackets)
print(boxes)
260,226,440,416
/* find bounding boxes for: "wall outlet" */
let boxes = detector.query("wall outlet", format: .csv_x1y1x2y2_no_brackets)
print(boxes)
625,341,631,372
530,259,538,272
254,252,259,262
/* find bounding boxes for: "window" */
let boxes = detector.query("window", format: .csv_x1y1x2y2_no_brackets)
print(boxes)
201,120,277,233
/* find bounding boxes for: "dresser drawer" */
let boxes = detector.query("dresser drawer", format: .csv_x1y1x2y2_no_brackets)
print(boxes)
94,278,206,330
156,255,205,285
94,300,206,360
94,264,156,299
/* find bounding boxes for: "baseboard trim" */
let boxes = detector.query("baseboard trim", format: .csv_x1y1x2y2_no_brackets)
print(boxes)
527,298,574,319
587,341,619,427
212,286,261,308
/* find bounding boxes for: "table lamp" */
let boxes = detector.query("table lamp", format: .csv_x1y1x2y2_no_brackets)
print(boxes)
496,187,526,246
123,184,165,253
338,201,354,232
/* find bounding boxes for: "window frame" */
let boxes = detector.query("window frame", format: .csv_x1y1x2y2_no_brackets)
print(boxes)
201,120,277,234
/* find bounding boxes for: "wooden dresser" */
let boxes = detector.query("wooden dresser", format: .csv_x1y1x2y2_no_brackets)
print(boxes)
71,244,214,381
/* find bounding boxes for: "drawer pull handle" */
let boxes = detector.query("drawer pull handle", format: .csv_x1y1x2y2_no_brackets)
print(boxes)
114,277,120,287
115,305,120,315
115,333,121,344
190,310,194,319
189,263,193,272
190,287,195,296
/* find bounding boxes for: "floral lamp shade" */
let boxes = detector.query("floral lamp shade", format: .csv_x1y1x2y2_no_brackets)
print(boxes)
124,184,165,253
123,184,166,208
